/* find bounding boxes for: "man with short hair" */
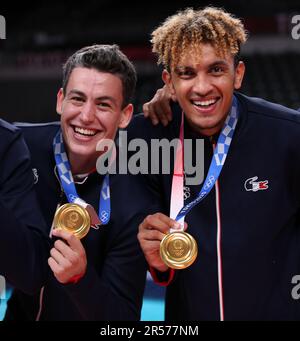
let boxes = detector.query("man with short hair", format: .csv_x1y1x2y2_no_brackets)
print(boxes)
137,7,300,320
5,44,152,321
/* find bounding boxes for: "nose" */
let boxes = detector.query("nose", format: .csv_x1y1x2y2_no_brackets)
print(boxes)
80,101,95,124
192,74,214,96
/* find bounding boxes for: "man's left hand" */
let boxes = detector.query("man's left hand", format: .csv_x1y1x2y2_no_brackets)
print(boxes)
48,229,87,284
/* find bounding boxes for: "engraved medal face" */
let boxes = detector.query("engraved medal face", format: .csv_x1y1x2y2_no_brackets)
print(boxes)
53,203,91,239
169,238,187,258
160,231,198,269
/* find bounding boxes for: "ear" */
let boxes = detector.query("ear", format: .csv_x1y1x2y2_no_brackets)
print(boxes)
56,88,64,115
118,103,133,129
162,69,176,97
234,61,245,90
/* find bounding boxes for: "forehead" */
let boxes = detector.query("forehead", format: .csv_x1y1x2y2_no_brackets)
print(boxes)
175,43,234,68
66,67,123,94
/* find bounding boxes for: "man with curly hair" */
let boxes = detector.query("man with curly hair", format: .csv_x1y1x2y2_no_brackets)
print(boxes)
136,7,300,320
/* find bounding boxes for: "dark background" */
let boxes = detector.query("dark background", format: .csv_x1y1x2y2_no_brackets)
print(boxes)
0,0,300,123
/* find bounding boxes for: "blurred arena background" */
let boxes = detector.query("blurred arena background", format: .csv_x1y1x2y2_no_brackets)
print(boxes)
0,0,300,321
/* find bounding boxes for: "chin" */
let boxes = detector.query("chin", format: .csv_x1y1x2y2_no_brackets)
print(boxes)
194,118,217,127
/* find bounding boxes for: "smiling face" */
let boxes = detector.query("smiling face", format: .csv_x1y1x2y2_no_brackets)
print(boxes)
163,43,245,136
57,67,133,174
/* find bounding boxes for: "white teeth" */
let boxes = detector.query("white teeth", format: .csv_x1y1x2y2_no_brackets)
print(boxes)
193,99,217,107
74,126,97,136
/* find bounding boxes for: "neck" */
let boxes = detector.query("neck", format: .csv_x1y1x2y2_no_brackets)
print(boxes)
69,153,96,175
186,118,224,138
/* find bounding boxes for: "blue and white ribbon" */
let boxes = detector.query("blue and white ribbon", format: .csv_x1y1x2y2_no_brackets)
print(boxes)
53,130,110,226
170,96,239,228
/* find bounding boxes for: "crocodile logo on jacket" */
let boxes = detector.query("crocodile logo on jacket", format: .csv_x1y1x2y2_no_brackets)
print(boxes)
244,176,269,192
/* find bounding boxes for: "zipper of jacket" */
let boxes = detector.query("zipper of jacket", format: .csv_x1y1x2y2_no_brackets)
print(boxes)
211,137,225,321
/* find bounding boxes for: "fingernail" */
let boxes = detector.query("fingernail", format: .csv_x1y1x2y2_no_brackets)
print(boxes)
174,222,181,229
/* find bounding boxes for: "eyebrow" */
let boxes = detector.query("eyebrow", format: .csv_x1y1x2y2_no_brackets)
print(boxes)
208,60,230,68
67,90,117,105
68,89,86,98
175,60,230,71
95,96,117,105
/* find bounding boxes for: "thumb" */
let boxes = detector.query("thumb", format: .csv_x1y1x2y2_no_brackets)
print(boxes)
183,222,188,231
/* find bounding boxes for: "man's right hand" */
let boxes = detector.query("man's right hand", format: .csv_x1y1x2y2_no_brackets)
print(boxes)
143,85,177,126
138,213,184,272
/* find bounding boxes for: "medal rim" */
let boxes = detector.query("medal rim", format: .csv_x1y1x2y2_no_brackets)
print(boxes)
53,203,91,239
160,231,198,270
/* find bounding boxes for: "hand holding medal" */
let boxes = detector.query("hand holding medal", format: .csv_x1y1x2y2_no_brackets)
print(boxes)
138,213,197,270
159,97,239,270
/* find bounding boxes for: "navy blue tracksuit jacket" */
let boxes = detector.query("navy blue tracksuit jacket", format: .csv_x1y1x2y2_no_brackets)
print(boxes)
0,119,49,294
5,123,154,321
129,92,300,320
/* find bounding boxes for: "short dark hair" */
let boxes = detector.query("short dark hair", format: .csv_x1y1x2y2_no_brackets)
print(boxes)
62,44,137,108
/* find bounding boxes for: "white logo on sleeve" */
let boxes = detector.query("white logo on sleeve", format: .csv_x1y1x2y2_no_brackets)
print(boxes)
32,168,39,184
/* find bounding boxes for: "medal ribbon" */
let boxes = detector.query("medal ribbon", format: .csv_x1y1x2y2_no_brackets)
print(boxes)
170,96,239,232
53,130,110,226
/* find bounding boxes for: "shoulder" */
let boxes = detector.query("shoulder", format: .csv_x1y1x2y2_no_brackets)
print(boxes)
14,121,61,150
0,118,21,139
236,93,300,126
15,121,61,136
0,119,26,156
127,114,155,140
13,122,60,166
0,119,32,173
128,103,182,140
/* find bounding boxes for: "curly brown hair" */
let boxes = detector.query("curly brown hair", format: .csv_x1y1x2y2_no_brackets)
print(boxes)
151,7,248,71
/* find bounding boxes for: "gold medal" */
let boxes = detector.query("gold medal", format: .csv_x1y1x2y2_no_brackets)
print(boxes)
53,203,91,239
160,231,198,269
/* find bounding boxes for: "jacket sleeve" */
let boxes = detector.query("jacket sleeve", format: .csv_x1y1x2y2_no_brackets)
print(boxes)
62,212,148,321
0,130,50,294
149,267,175,286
